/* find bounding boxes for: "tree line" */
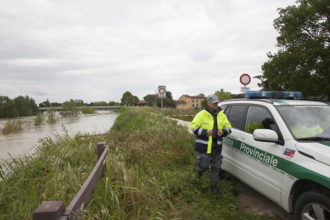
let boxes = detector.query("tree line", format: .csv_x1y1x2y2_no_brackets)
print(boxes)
39,99,121,107
0,95,39,118
257,0,329,100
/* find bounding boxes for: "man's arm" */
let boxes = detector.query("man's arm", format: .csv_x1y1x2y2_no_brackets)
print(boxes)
191,113,210,137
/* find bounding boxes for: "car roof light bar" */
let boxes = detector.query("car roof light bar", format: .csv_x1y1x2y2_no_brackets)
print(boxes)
244,91,302,99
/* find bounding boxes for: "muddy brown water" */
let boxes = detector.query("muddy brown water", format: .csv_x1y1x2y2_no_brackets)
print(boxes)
0,111,118,161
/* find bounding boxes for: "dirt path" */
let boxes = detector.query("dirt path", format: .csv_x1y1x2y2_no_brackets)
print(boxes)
232,177,293,219
175,118,293,219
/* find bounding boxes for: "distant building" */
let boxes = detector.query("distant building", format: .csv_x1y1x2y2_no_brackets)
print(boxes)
138,100,146,106
176,95,205,110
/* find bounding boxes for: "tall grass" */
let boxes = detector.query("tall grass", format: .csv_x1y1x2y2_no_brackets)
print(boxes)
46,108,57,124
34,112,43,126
142,106,198,122
83,108,276,220
0,130,100,219
1,119,23,135
0,108,278,220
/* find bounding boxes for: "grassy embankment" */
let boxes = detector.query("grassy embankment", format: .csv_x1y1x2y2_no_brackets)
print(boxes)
0,108,277,219
145,106,199,121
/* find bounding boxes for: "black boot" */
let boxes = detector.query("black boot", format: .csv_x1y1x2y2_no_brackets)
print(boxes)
197,170,203,178
210,185,222,196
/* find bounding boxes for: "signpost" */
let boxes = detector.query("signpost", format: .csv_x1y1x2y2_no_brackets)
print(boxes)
240,74,251,93
158,85,166,128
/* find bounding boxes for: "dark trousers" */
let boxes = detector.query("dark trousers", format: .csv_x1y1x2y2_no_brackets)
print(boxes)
196,151,222,186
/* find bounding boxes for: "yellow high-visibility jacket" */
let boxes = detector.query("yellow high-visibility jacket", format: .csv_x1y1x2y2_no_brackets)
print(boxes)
191,107,232,154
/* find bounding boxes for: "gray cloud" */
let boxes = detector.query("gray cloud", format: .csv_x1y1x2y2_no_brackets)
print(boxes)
0,0,296,103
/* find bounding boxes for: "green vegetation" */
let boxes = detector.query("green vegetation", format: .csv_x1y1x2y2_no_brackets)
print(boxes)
143,91,177,108
89,101,108,106
34,112,43,125
82,106,96,114
0,95,39,118
0,131,99,219
61,100,79,117
1,120,23,135
258,0,329,100
46,108,57,124
121,91,139,106
0,108,278,219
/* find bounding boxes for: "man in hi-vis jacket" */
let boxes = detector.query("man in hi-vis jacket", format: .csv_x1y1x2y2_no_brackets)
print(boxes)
190,95,232,195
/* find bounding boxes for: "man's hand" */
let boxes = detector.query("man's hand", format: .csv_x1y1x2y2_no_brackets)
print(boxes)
217,130,224,136
206,129,213,136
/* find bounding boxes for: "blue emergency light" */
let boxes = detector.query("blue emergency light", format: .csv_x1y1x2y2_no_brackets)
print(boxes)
244,91,302,99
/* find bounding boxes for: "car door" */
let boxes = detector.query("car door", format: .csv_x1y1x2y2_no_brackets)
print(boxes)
223,104,283,205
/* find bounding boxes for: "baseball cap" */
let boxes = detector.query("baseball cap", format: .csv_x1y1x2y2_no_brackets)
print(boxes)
207,95,219,104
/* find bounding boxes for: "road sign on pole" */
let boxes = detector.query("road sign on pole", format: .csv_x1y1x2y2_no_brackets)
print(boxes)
240,74,251,86
158,85,166,98
240,74,251,93
158,85,166,128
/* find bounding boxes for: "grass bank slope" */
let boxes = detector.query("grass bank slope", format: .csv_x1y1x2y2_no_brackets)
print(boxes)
0,108,277,220
0,129,103,219
84,108,276,220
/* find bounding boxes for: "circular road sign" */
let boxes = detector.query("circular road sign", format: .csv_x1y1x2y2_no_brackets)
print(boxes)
159,87,165,94
240,74,251,86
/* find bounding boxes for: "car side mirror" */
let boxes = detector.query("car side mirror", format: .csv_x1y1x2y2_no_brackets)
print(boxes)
253,129,279,142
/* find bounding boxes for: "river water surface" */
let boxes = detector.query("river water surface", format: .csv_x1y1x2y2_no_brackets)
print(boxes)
0,110,118,161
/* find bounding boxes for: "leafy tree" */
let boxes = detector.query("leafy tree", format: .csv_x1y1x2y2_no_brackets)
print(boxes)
51,102,62,107
260,0,329,100
201,99,207,108
121,91,139,106
39,99,51,107
215,89,232,101
143,94,157,107
144,91,176,108
109,101,120,106
73,99,84,106
61,100,78,116
90,101,108,106
0,96,18,118
13,96,39,116
0,95,38,118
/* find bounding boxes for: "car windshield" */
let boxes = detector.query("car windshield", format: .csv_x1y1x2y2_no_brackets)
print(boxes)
277,105,330,140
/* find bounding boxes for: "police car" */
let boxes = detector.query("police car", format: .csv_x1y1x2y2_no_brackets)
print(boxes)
219,91,330,220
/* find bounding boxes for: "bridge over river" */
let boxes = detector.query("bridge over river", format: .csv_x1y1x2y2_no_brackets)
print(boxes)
39,105,121,112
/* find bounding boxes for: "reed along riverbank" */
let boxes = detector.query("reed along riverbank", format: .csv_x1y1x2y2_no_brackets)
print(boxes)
0,108,277,220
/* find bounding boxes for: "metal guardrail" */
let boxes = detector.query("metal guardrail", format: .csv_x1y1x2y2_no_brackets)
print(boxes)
33,142,109,220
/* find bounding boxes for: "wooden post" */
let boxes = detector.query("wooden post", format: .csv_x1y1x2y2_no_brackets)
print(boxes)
33,143,109,220
33,201,64,220
97,142,106,159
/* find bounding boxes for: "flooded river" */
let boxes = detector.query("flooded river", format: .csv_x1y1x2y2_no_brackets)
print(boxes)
0,111,118,161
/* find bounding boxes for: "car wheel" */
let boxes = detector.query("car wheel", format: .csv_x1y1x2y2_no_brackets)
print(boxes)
294,191,330,220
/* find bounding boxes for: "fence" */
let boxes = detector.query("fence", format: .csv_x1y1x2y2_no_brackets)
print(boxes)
33,142,109,220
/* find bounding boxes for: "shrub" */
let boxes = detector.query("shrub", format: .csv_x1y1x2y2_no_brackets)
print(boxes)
34,112,43,125
81,106,95,114
1,120,23,135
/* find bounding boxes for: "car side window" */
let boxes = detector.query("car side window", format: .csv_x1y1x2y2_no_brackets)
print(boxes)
245,106,278,134
227,105,247,130
221,104,228,113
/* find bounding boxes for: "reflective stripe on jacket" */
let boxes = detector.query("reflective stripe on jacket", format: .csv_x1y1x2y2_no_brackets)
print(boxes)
190,107,232,154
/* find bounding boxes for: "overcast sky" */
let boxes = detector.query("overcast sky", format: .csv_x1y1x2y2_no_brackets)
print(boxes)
0,0,296,104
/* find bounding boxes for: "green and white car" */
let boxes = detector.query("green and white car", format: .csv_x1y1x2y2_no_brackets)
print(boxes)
219,91,330,220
